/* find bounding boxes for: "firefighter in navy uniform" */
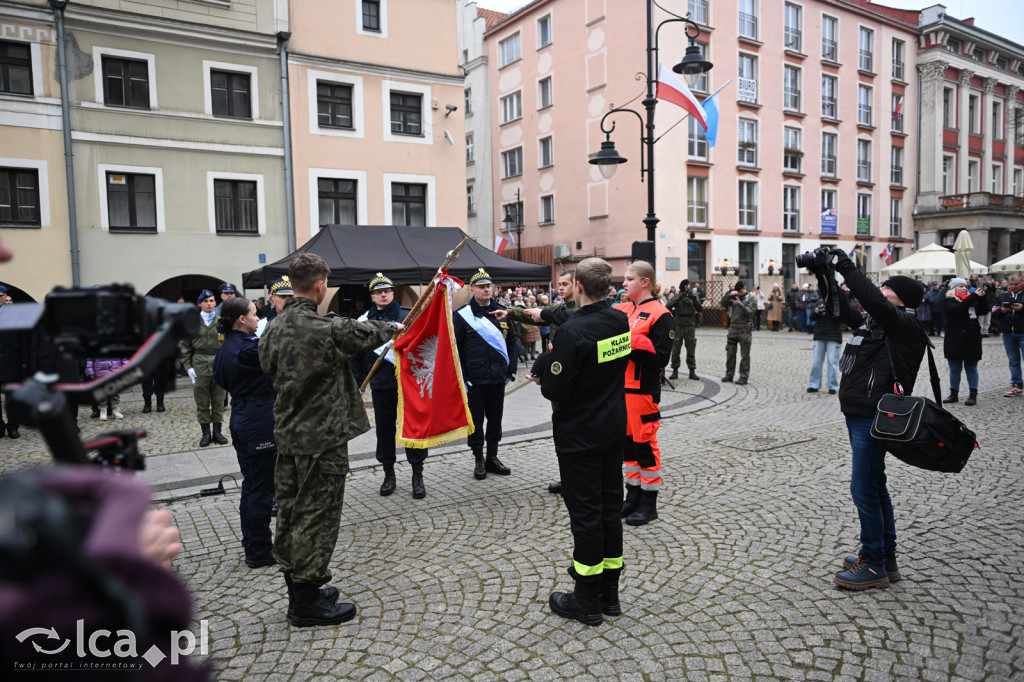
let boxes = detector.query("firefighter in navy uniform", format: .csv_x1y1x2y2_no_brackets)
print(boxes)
453,268,518,479
535,258,631,626
352,273,429,499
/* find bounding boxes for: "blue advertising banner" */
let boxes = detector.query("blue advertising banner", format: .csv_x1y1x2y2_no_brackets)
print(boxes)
821,209,837,235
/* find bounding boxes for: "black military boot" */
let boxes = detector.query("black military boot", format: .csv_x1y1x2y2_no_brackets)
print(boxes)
288,581,354,627
472,446,486,480
379,463,396,496
965,389,978,406
942,389,959,404
411,462,426,499
669,368,679,380
284,574,340,620
212,423,228,445
199,423,212,447
688,369,700,380
600,567,622,616
548,481,562,494
549,574,603,626
156,397,166,412
142,397,152,413
626,490,659,526
621,485,641,518
485,441,511,475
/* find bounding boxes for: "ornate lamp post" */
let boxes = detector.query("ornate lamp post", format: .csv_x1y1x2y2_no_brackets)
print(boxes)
502,189,524,261
588,8,712,267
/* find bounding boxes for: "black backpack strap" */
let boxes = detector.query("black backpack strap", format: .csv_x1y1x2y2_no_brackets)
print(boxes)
884,327,942,403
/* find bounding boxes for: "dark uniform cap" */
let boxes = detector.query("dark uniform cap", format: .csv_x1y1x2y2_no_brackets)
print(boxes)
220,282,237,293
197,289,215,303
269,276,294,297
368,272,394,291
469,268,492,286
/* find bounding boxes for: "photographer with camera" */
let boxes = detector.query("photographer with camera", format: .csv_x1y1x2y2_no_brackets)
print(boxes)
720,281,758,385
665,279,702,380
999,274,1024,396
806,247,927,590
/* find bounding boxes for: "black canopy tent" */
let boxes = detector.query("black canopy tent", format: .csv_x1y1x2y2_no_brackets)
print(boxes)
242,225,551,289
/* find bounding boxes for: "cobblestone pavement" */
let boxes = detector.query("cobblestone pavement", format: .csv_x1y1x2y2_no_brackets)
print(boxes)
3,328,1023,680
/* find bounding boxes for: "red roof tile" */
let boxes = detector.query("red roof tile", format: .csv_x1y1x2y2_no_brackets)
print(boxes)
477,7,507,31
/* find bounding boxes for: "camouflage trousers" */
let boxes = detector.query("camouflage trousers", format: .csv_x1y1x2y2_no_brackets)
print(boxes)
670,325,697,370
273,443,350,586
193,371,225,424
724,328,752,382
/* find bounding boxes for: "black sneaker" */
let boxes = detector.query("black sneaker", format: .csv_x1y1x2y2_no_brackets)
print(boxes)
843,553,900,582
807,387,819,393
834,557,889,590
245,555,277,569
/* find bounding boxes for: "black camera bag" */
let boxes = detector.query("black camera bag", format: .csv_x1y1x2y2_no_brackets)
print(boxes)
870,337,977,473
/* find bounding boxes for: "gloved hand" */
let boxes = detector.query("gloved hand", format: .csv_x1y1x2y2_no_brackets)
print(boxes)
829,248,852,265
187,368,197,384
630,333,655,354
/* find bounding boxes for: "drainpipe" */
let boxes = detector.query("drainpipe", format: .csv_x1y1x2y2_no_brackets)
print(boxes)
278,31,295,253
915,65,923,250
50,0,80,286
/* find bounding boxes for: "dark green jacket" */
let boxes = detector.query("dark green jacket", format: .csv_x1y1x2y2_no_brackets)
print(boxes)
665,291,702,326
180,311,222,374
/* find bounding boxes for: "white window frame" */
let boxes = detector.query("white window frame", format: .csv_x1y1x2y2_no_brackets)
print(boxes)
943,87,954,128
968,94,979,134
821,188,836,210
97,163,165,232
784,65,801,111
539,194,555,224
738,0,758,40
539,135,554,168
466,133,475,163
738,180,758,229
992,162,1003,194
783,185,800,232
783,126,802,172
309,168,368,234
968,159,978,193
537,76,553,110
383,172,436,227
943,155,955,194
857,138,872,182
537,14,552,49
92,46,158,108
688,116,708,160
821,74,837,118
0,156,50,227
206,171,266,235
498,32,522,68
356,0,389,39
307,70,365,139
382,80,432,145
2,41,44,97
891,146,903,186
500,90,523,124
858,26,874,72
889,197,902,238
467,183,475,215
501,147,524,179
687,176,708,227
821,14,838,61
784,3,802,53
202,60,259,120
821,131,837,177
858,84,872,126
738,119,758,166
992,100,1003,139
857,194,871,221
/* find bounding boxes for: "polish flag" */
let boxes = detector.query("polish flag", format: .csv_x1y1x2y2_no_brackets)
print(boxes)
494,234,509,255
655,64,707,131
893,95,905,121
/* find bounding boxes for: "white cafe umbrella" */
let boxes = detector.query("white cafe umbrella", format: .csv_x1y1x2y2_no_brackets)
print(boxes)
881,243,989,277
988,249,1024,276
953,230,974,280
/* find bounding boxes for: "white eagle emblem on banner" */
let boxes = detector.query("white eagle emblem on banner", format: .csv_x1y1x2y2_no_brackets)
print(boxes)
408,335,438,398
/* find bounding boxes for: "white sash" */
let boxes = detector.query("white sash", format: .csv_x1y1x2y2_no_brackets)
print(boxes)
358,311,395,364
458,305,509,366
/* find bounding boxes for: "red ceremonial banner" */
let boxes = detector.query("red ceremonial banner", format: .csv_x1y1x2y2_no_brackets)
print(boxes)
395,277,474,447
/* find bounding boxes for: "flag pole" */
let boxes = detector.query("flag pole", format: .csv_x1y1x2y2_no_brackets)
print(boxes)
359,237,469,391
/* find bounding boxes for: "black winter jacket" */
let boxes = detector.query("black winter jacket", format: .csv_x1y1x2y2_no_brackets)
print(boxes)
836,260,928,418
941,290,984,362
350,300,409,391
453,298,517,384
811,306,844,343
1000,288,1024,333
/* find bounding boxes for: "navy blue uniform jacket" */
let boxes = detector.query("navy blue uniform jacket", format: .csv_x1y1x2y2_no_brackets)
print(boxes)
214,329,277,453
351,300,409,391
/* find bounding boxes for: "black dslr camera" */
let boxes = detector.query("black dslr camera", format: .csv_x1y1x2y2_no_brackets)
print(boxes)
796,247,841,317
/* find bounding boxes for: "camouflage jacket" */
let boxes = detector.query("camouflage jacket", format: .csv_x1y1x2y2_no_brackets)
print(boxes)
258,296,397,455
665,291,702,326
180,311,222,374
725,295,759,330
507,299,578,339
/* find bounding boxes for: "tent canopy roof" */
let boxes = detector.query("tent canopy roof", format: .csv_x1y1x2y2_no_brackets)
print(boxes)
989,249,1024,274
881,243,989,277
243,225,551,289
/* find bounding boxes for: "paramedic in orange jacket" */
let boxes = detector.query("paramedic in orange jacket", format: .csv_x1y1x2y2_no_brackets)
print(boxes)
614,260,673,526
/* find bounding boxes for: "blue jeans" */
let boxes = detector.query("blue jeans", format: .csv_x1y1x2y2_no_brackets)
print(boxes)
788,308,804,331
805,309,816,332
809,339,841,390
946,359,979,391
1003,332,1024,385
845,415,896,566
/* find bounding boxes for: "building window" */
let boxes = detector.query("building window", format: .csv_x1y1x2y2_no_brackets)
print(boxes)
997,57,1008,70
467,184,475,214
106,172,156,231
466,133,474,163
968,94,979,134
362,0,381,31
688,117,708,160
738,54,757,103
783,127,802,172
784,3,801,52
210,70,251,119
968,160,978,192
784,65,800,111
993,101,1003,139
738,0,758,40
942,156,954,194
821,132,837,177
992,163,1003,193
690,43,709,93
858,27,873,72
857,139,871,182
783,186,800,232
0,167,40,227
946,38,961,54
858,85,872,126
892,39,905,80
971,48,985,62
214,180,258,234
821,75,837,118
539,136,554,167
892,93,904,132
891,146,903,185
688,0,708,26
889,197,902,238
318,178,357,226
499,32,521,67
738,180,758,229
390,92,422,136
540,194,555,224
738,119,758,166
1017,109,1024,146
102,56,150,109
537,14,552,48
822,15,838,61
1014,168,1023,197
391,183,426,226
738,242,756,279
538,77,553,109
687,176,707,227
502,147,523,178
821,188,836,210
500,91,522,124
464,87,472,115
943,87,954,128
0,40,32,96
856,194,871,235
317,81,353,129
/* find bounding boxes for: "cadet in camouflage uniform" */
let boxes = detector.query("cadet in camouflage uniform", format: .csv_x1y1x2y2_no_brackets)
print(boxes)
665,279,702,380
180,289,228,447
259,253,402,627
720,280,758,385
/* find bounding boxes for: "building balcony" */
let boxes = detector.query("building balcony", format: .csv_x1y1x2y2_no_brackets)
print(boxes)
939,192,1024,211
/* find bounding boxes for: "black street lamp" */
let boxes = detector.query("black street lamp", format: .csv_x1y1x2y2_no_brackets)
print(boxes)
588,8,712,267
503,189,524,261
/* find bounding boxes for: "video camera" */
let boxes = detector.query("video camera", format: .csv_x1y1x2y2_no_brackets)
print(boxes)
0,284,198,468
796,247,842,317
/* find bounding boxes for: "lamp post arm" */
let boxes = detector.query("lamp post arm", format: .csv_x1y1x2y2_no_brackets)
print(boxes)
598,107,648,181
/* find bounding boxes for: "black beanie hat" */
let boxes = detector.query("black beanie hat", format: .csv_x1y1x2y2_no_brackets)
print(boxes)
881,275,924,309
734,280,745,290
